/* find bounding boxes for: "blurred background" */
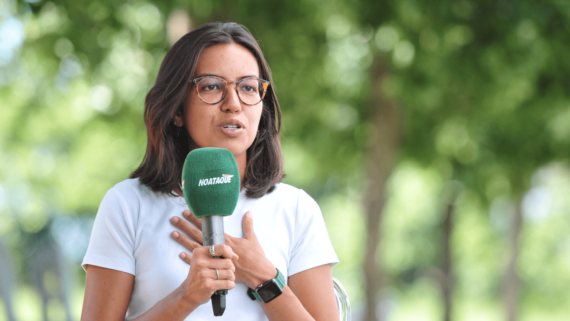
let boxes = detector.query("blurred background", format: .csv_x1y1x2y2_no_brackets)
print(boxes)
1,0,570,320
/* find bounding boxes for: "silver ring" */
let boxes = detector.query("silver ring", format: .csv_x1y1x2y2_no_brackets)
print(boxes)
215,269,220,280
209,245,216,257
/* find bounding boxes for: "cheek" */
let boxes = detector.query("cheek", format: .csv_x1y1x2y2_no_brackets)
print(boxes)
248,107,263,134
185,98,210,143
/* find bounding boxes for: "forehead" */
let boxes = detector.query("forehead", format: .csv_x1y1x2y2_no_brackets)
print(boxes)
195,43,259,78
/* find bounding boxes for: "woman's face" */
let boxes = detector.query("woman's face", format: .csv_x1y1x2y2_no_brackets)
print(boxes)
178,43,263,160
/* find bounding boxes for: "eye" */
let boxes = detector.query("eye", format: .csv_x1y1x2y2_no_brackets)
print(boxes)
239,79,260,94
241,85,257,93
201,83,221,91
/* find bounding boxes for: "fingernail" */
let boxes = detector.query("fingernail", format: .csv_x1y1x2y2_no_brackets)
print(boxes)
184,210,190,216
233,254,239,260
172,231,179,238
171,217,179,223
180,253,186,258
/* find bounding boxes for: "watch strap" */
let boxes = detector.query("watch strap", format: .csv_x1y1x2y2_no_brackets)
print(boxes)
247,287,262,302
247,268,285,302
274,268,286,289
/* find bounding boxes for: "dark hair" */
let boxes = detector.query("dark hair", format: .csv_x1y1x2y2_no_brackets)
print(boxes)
130,22,284,198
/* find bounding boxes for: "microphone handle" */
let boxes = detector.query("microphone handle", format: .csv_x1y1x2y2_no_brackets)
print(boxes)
201,215,227,316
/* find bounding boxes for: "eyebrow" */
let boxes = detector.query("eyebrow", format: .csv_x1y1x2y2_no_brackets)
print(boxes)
196,73,259,79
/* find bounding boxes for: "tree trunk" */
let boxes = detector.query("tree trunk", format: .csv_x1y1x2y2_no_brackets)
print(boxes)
441,202,454,321
363,59,400,321
0,239,17,321
504,198,523,321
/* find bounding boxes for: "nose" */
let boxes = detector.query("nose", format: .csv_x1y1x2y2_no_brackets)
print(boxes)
220,84,242,113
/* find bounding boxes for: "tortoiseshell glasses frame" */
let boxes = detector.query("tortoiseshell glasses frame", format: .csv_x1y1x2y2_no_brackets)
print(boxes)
189,75,270,106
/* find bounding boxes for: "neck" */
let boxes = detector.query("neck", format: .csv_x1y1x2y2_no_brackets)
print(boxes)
235,151,247,191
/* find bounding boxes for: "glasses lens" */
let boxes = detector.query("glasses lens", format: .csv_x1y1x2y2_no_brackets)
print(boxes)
197,77,225,104
238,78,264,105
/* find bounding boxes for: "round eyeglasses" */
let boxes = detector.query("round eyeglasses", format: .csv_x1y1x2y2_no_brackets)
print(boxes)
189,76,270,106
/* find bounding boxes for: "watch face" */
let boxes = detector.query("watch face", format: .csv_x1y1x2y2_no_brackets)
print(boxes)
259,280,282,303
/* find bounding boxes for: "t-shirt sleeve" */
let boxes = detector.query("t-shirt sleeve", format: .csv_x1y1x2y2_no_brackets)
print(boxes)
288,190,339,277
82,186,137,275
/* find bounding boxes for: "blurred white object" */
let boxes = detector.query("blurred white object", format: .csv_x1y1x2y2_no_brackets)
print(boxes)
333,277,351,321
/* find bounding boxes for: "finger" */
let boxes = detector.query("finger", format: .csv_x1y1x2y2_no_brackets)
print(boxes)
184,210,202,228
179,252,192,264
215,280,236,290
171,216,203,244
242,211,257,240
212,244,239,261
193,247,236,268
172,231,201,251
210,269,236,281
206,280,236,292
203,258,236,271
222,234,237,257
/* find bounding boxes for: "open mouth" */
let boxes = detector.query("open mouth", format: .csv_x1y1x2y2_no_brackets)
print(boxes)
218,119,245,135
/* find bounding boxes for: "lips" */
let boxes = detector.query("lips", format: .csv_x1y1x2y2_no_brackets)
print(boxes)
218,119,246,129
218,119,245,137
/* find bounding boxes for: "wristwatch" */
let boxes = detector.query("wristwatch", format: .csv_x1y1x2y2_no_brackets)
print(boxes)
247,268,286,303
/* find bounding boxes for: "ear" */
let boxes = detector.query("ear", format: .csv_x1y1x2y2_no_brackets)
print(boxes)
173,114,183,127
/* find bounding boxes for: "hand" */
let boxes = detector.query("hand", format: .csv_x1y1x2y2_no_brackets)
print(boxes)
172,230,238,307
171,211,276,289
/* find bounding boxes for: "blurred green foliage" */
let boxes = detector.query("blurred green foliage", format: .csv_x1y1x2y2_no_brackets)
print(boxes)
2,0,570,320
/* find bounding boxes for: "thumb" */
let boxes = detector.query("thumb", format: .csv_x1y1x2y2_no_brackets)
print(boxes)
242,211,256,240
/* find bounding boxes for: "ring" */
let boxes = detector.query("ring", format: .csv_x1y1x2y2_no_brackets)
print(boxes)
215,269,220,280
209,245,216,257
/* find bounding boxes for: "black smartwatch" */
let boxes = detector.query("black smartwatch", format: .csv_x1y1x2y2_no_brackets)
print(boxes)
247,268,286,303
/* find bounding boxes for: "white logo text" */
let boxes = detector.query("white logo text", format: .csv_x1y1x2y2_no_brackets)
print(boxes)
198,174,233,186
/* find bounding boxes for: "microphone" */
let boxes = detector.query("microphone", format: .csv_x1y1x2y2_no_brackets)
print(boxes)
181,147,240,316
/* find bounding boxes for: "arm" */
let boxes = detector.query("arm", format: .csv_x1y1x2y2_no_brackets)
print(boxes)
261,264,339,321
81,244,237,321
172,211,339,321
286,265,339,321
82,266,195,321
81,265,135,321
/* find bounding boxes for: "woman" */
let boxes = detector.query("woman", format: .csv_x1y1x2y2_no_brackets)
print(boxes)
81,22,339,321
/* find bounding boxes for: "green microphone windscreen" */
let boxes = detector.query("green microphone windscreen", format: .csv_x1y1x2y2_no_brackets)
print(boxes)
181,148,241,218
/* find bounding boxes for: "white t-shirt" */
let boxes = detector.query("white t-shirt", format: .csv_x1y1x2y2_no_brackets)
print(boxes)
82,178,338,320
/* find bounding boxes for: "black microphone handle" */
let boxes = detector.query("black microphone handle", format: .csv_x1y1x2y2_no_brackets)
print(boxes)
201,215,227,317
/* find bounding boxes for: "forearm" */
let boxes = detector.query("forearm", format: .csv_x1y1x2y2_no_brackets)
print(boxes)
261,285,315,321
132,285,198,321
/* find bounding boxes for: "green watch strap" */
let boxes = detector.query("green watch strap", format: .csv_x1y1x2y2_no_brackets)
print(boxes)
274,268,286,288
247,268,285,302
247,286,263,302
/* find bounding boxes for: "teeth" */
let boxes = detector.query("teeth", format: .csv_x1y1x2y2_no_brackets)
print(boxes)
224,125,239,129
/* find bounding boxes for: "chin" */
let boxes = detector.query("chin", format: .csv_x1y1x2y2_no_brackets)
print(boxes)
208,141,250,157
225,146,250,158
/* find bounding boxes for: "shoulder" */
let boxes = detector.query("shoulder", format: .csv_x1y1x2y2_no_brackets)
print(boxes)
268,182,300,198
94,178,172,231
110,178,145,195
261,182,301,203
106,178,161,202
100,178,165,216
259,182,320,213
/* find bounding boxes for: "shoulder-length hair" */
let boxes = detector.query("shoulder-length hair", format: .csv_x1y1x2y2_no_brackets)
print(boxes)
130,22,283,198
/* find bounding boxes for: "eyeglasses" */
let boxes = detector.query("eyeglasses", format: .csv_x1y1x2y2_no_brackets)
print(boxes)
189,76,270,106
